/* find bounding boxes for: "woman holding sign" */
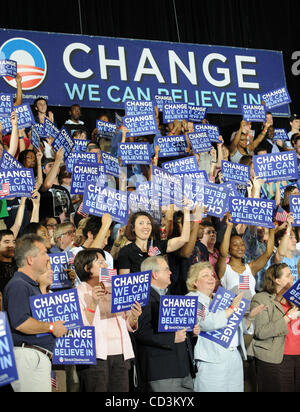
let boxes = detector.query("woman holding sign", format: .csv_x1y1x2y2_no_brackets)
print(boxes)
186,262,264,392
75,248,142,392
248,263,300,392
215,213,275,297
118,209,190,275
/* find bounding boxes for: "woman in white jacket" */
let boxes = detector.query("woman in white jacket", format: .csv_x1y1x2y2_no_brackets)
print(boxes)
186,262,265,392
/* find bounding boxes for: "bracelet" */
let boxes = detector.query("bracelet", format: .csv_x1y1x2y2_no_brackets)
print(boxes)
87,307,96,314
229,305,237,312
194,220,202,223
49,322,54,333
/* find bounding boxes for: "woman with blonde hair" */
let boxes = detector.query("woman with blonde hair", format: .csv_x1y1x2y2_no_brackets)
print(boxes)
186,262,264,392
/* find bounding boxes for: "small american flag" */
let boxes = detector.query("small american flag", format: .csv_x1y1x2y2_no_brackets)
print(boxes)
239,274,250,290
197,302,206,320
99,268,117,282
77,202,88,218
275,206,289,223
0,182,10,197
51,371,58,391
148,246,161,257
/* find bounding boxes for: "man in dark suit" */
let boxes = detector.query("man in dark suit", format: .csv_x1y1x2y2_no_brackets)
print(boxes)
134,256,199,392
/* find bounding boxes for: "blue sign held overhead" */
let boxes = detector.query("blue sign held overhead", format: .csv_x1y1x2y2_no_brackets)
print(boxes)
123,113,158,137
66,151,98,173
194,124,221,143
188,132,212,153
96,120,117,140
0,59,17,78
262,86,291,110
290,195,300,226
0,94,13,118
111,271,152,313
242,104,266,122
101,151,120,178
49,253,73,290
221,161,250,184
163,102,189,123
70,162,106,196
0,167,35,199
82,184,128,225
229,197,276,228
162,156,199,175
273,128,289,141
125,100,156,117
118,142,152,165
52,127,74,161
188,105,207,122
158,295,198,332
154,135,188,158
253,151,299,182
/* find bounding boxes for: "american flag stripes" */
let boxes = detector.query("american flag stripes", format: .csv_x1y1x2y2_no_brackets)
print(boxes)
0,182,10,197
239,274,250,290
77,202,88,218
275,206,289,223
99,268,117,282
197,302,206,320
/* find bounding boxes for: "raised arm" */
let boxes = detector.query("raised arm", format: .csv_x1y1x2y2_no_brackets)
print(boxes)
13,74,23,107
7,111,19,157
90,213,113,249
215,213,233,279
41,147,64,192
250,227,275,275
166,205,190,253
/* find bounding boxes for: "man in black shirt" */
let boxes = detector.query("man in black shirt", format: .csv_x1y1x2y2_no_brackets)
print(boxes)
0,230,17,295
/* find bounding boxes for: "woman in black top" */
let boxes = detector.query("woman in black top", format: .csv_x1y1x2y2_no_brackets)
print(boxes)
117,209,190,274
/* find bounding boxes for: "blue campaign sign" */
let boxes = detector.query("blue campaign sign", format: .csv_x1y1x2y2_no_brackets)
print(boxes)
15,104,35,129
273,128,289,141
176,170,208,182
154,135,188,157
194,124,221,143
154,95,173,112
43,118,60,139
53,327,97,365
0,150,23,170
82,183,128,225
125,100,156,116
162,156,199,174
66,151,98,172
52,127,74,161
262,86,291,110
221,160,250,184
123,113,158,137
0,312,18,388
73,138,90,152
0,93,13,118
96,120,117,140
188,132,212,153
0,167,35,199
100,151,120,178
30,289,83,331
70,162,106,195
111,271,152,313
30,124,41,150
128,190,161,222
200,286,250,349
0,59,17,78
253,151,299,182
188,105,207,122
283,279,300,307
152,166,183,207
158,295,198,332
33,123,49,139
229,197,276,228
184,180,230,216
0,29,290,117
163,102,189,123
118,142,152,165
49,253,73,290
242,104,266,122
290,195,300,226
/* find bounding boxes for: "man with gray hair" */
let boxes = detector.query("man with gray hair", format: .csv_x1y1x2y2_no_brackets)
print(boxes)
3,234,68,392
134,256,197,392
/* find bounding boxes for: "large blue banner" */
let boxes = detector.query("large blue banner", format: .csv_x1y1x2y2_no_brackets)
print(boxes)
0,29,290,116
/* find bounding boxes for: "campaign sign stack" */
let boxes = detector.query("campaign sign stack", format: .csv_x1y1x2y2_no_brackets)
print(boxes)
0,312,18,388
53,327,97,366
111,271,152,313
200,287,250,348
158,295,198,332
